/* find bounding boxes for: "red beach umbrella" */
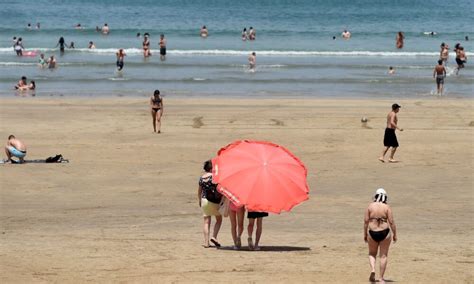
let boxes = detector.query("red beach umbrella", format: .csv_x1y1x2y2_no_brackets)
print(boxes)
212,140,310,214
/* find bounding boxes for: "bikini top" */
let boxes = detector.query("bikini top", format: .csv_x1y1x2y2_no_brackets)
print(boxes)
152,97,162,104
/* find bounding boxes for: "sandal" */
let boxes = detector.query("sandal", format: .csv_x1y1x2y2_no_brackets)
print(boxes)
210,238,221,248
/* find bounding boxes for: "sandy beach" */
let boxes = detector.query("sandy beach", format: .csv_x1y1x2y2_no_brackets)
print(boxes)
0,97,472,283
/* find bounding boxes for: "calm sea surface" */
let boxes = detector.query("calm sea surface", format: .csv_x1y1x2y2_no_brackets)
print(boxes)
0,0,473,97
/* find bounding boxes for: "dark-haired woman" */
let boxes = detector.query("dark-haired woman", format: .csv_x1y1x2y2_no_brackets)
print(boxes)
56,37,66,53
198,160,222,248
150,90,163,133
364,188,397,283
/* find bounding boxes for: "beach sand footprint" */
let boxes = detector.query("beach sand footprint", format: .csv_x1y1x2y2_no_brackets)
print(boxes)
192,116,204,128
270,118,284,126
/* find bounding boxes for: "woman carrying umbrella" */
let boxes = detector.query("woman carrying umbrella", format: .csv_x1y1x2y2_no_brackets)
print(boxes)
198,160,222,248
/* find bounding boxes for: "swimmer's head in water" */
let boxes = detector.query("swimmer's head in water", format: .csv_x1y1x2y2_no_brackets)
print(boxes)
374,188,387,203
154,90,160,96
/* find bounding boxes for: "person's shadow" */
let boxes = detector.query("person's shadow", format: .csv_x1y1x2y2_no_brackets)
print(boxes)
218,246,310,252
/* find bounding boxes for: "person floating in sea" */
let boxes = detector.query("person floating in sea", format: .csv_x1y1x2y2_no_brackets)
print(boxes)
56,36,66,53
102,23,110,35
143,33,151,57
396,31,404,49
150,90,164,133
116,49,126,71
48,55,57,69
88,41,96,49
379,104,403,163
159,34,167,61
342,29,351,39
200,25,208,38
38,53,47,68
248,52,256,71
248,27,256,40
439,43,449,65
242,28,248,41
4,135,27,164
364,188,397,284
433,60,446,95
14,37,24,56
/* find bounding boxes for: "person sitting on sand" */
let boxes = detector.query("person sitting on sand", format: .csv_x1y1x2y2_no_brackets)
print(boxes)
198,160,223,248
379,104,403,163
200,25,208,38
229,200,245,250
247,211,267,251
4,135,27,164
102,23,110,34
14,76,28,90
364,188,397,284
150,90,164,133
342,29,351,39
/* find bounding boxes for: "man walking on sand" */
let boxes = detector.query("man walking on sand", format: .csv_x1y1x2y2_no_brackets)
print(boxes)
4,135,27,163
379,104,403,163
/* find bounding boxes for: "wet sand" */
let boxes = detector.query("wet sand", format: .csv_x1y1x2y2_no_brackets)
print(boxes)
0,97,473,283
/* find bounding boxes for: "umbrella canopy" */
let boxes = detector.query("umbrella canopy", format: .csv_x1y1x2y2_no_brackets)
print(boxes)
212,140,310,214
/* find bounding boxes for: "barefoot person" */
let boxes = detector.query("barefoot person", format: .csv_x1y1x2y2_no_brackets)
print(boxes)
116,49,126,71
396,31,404,49
433,60,446,95
4,135,27,163
248,52,256,71
455,46,467,75
247,211,267,250
364,188,397,283
198,160,223,248
142,33,151,57
150,90,163,133
439,43,449,65
159,34,166,61
229,202,245,249
379,104,403,163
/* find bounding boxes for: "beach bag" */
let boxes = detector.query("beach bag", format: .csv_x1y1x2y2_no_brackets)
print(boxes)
205,184,222,204
218,197,230,217
45,154,63,163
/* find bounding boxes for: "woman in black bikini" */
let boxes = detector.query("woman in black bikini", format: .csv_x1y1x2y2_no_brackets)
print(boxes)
143,33,151,57
150,89,164,133
364,188,397,284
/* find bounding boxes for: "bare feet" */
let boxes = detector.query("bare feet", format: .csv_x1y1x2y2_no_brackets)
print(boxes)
379,278,386,284
248,237,254,250
369,272,375,282
202,244,209,248
388,159,399,163
378,157,385,163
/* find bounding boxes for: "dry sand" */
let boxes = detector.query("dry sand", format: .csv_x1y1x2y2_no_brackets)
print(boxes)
0,97,473,283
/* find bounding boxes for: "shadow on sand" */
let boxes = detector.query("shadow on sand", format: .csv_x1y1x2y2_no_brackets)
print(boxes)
218,245,311,252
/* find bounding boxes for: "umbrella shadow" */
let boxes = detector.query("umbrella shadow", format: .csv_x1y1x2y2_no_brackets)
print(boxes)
218,245,311,252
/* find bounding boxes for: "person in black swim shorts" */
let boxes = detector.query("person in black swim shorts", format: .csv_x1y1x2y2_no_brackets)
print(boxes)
159,34,166,61
379,104,403,163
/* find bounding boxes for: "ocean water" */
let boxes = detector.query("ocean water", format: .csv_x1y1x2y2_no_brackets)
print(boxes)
0,0,473,98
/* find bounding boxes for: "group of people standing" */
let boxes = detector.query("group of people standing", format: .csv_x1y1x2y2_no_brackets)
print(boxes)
140,33,167,60
242,27,256,41
433,42,468,95
198,160,268,251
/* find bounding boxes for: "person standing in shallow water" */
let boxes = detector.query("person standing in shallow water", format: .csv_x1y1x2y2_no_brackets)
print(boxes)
150,90,163,133
379,104,403,163
433,59,446,95
396,31,404,49
159,34,167,61
364,188,397,284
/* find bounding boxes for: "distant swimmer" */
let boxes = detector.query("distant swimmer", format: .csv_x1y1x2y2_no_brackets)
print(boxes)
143,33,151,57
248,27,256,40
242,28,248,41
388,66,395,75
36,22,40,29
439,43,449,65
248,52,256,71
466,36,469,41
150,89,164,133
379,104,403,163
342,29,351,39
116,49,126,71
69,41,75,49
75,23,83,29
159,34,167,61
96,26,100,32
332,36,336,40
48,55,57,69
423,31,437,36
14,37,24,56
396,32,404,49
56,36,66,52
200,25,208,38
38,53,47,68
455,46,467,75
137,32,141,38
102,23,110,34
88,41,96,49
27,23,32,30
433,60,446,95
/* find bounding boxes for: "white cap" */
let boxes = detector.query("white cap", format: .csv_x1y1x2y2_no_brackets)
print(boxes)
375,188,386,195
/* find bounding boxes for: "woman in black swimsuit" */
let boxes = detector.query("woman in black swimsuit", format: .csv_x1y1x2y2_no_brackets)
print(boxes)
143,33,151,57
364,188,397,283
150,89,164,133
